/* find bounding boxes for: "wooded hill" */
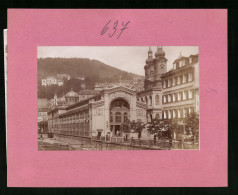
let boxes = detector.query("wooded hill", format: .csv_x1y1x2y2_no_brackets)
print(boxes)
37,58,144,99
38,58,143,82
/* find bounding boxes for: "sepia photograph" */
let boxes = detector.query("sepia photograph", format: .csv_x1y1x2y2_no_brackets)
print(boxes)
37,46,199,151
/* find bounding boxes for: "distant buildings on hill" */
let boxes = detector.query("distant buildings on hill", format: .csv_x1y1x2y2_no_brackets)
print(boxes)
41,74,74,86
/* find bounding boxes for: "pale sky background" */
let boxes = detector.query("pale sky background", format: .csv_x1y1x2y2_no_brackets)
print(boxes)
37,46,198,75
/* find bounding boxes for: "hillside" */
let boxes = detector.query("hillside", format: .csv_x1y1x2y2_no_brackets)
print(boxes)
37,58,143,82
37,58,144,99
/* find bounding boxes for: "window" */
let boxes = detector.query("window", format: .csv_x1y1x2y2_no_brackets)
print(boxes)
173,94,176,102
168,79,171,87
115,112,122,123
179,61,183,67
155,114,159,119
172,110,176,119
178,92,181,101
124,112,128,121
168,94,171,102
189,89,193,99
149,96,152,106
175,77,178,85
178,109,181,118
163,95,167,103
173,63,176,70
168,110,171,119
183,74,186,83
172,78,175,86
163,111,166,119
183,91,187,100
110,112,113,122
188,72,193,81
155,95,160,105
183,108,186,118
177,76,181,85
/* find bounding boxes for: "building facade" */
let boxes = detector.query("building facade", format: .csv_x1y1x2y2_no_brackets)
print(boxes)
161,53,199,120
137,47,199,122
48,86,147,139
38,98,51,133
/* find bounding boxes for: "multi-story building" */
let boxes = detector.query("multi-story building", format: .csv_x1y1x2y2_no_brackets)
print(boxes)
137,47,198,121
161,53,199,120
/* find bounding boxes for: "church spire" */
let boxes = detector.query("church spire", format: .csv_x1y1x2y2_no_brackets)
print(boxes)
146,46,153,64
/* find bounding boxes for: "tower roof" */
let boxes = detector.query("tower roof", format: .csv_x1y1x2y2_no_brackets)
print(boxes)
155,46,165,58
65,88,78,98
146,46,153,64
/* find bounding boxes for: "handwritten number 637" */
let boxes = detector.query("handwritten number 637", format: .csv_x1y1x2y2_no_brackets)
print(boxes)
101,20,130,39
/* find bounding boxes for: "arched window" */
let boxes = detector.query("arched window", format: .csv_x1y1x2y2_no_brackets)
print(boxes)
155,114,159,119
115,112,122,123
155,95,160,105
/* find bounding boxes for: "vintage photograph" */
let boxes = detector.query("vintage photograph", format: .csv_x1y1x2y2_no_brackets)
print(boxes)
37,46,199,150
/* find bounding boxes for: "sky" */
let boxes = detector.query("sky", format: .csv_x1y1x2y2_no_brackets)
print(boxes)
37,46,198,76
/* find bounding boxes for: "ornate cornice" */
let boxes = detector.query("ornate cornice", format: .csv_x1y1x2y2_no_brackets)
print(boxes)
103,86,136,95
89,100,105,108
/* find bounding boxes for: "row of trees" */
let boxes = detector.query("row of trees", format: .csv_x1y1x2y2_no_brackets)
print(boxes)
120,112,199,141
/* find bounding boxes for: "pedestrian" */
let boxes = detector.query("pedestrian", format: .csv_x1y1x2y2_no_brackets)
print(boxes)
131,137,134,145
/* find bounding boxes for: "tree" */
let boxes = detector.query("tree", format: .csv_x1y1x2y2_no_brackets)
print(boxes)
147,119,178,141
183,111,199,142
120,119,131,140
121,120,146,140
